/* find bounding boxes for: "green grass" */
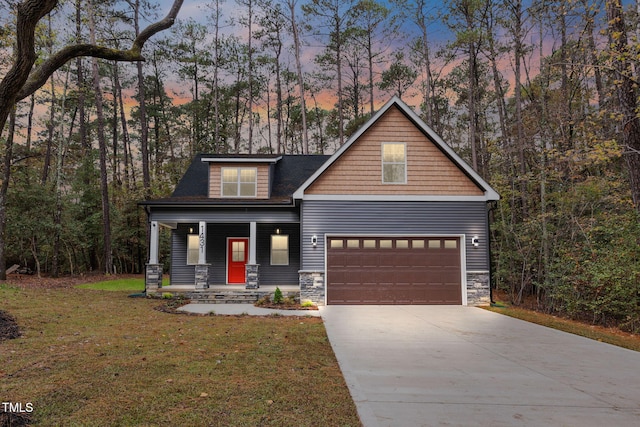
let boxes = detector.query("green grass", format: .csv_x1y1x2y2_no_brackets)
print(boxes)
0,286,360,426
75,278,146,291
75,277,169,291
484,304,640,352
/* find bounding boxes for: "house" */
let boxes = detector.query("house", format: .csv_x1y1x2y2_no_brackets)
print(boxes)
140,97,500,306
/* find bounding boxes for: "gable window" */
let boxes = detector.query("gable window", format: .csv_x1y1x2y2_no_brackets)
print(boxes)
187,234,199,265
271,234,289,265
222,168,257,197
382,143,406,184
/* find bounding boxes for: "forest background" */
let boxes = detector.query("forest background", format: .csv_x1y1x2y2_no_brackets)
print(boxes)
0,0,639,331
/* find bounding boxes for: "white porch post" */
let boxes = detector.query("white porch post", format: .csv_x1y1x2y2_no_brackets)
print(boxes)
195,221,209,290
146,220,162,292
198,221,207,264
249,221,257,264
246,221,259,289
149,221,159,264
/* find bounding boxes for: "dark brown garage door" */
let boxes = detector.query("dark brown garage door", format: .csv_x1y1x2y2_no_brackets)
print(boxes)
326,236,462,305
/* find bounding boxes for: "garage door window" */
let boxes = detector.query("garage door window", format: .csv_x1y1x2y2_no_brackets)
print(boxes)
412,239,425,249
379,239,393,248
363,239,376,249
428,239,440,249
444,239,458,249
347,239,360,248
396,239,409,249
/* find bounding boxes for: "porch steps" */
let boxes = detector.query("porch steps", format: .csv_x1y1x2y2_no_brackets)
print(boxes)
155,287,300,305
188,292,262,304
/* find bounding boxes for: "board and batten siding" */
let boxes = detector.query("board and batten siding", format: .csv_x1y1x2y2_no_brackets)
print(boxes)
300,200,490,272
305,106,484,196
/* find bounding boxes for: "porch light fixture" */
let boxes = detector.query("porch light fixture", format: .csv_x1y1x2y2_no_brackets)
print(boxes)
189,227,193,234
311,235,318,246
471,236,479,247
275,228,281,235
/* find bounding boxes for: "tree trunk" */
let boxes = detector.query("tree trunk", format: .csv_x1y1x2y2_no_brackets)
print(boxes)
89,0,113,274
0,108,16,281
135,0,151,196
607,0,640,212
288,0,309,153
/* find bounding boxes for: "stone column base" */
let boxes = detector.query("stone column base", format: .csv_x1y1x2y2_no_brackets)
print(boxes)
146,264,163,292
299,271,325,305
467,271,490,306
245,264,259,289
195,264,210,289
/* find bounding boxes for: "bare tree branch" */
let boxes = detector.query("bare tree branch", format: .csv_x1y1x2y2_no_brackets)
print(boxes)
16,0,184,100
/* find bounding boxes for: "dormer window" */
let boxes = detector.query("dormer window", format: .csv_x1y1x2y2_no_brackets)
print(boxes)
382,143,406,184
222,167,257,197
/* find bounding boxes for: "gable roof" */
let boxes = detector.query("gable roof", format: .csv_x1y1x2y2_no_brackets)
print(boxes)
293,96,500,202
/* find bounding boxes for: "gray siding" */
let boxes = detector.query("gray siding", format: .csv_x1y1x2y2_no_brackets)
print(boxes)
151,206,299,223
256,223,300,285
301,200,490,271
170,222,299,285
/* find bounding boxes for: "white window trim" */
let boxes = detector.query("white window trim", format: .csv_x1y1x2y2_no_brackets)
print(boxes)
221,167,258,197
270,234,289,266
381,142,407,184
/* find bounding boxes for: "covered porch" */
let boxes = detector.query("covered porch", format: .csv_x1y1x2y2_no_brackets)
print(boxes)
145,207,302,293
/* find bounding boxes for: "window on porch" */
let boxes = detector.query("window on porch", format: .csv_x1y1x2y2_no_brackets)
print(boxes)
187,234,199,265
271,234,289,265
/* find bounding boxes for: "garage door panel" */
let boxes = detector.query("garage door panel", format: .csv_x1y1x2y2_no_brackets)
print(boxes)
327,236,462,305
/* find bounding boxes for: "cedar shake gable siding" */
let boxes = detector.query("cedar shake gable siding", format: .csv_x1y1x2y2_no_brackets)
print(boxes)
305,105,484,196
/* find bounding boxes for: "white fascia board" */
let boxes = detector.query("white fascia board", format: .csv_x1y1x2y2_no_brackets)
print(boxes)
201,156,282,163
300,194,495,202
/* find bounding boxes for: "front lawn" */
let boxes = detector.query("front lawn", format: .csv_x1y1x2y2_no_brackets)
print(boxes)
0,283,360,426
75,277,147,291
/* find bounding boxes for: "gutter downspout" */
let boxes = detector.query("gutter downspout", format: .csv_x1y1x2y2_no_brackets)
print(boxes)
488,200,498,304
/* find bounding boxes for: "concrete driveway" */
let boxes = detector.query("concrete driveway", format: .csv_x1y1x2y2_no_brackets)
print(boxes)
320,305,640,427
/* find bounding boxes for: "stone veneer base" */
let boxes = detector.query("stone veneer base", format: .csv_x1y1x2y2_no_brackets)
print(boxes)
145,264,163,292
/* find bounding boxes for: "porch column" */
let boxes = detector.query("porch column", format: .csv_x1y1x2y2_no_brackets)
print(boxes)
249,222,257,264
195,221,209,290
145,221,162,292
149,221,159,264
198,221,207,264
246,221,259,289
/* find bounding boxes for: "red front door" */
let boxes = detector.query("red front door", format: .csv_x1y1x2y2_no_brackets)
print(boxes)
227,238,248,284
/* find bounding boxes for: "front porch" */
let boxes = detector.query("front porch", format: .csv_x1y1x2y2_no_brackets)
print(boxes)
149,284,300,305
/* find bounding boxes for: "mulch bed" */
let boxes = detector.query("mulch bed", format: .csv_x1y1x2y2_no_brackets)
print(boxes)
0,412,32,427
0,310,20,342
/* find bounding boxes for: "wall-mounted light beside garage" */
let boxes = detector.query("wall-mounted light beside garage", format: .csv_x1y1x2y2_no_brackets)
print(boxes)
471,236,479,247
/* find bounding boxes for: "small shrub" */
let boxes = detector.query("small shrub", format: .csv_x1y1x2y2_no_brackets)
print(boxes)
162,292,173,299
255,295,271,306
273,287,283,304
301,300,315,308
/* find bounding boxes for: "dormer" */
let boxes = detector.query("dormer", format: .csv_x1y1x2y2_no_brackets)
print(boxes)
202,155,282,199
